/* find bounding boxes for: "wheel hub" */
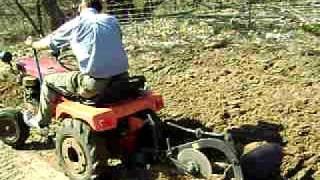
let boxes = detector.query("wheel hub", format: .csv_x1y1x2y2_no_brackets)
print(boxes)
185,161,200,175
61,138,87,175
177,148,212,178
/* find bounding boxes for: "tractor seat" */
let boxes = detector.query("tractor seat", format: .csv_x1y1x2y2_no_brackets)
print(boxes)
79,76,146,106
95,75,146,105
50,76,146,106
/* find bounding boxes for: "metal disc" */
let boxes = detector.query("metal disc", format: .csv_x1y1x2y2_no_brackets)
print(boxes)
177,148,212,178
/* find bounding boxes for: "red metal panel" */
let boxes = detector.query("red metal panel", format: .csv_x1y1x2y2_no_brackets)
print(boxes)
56,92,164,132
17,56,66,77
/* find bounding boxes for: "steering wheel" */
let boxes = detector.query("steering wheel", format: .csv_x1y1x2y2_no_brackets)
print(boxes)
52,49,79,71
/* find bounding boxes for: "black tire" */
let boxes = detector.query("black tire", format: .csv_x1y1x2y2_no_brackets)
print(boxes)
0,109,30,148
56,119,109,180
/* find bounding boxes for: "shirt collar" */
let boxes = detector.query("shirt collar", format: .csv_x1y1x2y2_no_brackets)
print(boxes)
80,8,98,16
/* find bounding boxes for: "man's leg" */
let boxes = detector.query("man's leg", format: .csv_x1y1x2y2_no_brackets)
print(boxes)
78,72,129,100
24,72,80,128
24,71,128,128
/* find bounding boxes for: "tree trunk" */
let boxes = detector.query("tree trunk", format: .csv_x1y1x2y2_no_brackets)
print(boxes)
14,0,44,36
42,0,65,31
36,0,44,35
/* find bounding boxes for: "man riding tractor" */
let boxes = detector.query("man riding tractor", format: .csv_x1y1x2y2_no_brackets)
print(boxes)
24,0,129,129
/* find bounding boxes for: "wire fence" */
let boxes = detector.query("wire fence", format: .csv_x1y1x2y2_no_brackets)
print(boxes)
104,1,320,23
100,0,319,44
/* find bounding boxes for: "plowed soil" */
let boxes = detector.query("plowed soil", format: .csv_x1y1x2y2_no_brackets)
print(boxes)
0,28,320,179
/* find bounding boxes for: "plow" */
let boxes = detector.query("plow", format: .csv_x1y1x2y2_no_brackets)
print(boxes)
0,50,282,180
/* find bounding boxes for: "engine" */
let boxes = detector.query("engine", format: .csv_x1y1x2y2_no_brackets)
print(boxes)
22,76,40,105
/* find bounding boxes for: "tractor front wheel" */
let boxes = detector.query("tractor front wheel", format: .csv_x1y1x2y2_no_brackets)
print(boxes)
0,109,30,148
56,119,109,180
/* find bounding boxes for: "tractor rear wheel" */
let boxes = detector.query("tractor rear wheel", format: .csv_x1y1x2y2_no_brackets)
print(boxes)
56,119,109,180
0,109,30,148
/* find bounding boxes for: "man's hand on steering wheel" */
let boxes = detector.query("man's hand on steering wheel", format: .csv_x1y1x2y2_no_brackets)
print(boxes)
24,36,51,50
24,36,34,47
25,36,78,71
25,35,60,59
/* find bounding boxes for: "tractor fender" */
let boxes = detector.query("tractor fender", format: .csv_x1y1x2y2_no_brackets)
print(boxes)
56,92,164,132
55,101,118,132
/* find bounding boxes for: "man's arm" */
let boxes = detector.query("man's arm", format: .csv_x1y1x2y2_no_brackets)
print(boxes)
30,36,51,50
28,17,79,51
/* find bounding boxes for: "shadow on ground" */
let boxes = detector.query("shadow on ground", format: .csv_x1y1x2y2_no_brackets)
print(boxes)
19,139,55,151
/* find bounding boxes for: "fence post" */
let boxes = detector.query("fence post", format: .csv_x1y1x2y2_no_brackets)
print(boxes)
248,0,252,29
174,0,177,11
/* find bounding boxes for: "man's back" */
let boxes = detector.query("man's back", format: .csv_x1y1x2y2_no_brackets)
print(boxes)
73,9,128,78
51,8,129,78
76,9,128,78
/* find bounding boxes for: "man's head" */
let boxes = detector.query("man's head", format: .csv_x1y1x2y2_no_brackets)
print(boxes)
79,0,103,13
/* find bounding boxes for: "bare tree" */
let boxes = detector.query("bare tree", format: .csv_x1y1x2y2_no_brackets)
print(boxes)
42,0,65,30
11,0,66,35
13,0,44,35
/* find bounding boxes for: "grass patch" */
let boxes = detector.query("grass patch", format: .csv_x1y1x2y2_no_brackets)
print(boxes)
302,23,320,36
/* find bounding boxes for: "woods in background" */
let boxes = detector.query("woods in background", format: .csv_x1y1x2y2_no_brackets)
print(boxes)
0,0,165,39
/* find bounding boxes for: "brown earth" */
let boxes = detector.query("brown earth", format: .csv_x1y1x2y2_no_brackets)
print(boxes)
1,28,320,179
127,29,320,179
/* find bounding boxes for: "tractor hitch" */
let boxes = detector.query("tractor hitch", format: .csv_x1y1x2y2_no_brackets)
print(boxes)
165,121,225,139
163,121,244,180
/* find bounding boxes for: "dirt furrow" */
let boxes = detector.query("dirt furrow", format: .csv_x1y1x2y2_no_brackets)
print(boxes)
0,142,68,180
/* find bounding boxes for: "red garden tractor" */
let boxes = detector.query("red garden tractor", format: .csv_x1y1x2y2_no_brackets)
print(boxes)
0,50,245,180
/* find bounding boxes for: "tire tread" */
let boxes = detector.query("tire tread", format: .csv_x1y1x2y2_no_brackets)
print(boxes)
56,118,109,180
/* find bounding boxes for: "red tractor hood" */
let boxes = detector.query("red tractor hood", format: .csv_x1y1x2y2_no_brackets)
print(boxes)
17,57,66,77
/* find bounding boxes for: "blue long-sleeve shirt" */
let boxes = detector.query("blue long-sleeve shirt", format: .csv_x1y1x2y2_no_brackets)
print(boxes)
47,8,129,78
